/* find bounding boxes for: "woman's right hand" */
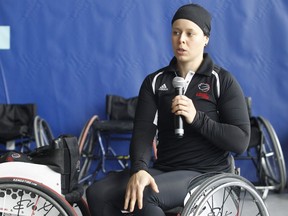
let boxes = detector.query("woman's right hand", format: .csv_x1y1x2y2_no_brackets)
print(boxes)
124,170,159,212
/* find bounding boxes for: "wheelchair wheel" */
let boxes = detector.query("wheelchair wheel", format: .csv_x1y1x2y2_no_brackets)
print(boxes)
78,115,101,184
181,173,269,216
0,177,77,216
34,115,54,147
257,116,287,192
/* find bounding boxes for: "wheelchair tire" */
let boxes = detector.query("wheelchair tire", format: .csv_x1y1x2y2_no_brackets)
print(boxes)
181,173,269,216
78,115,101,184
34,115,54,147
0,177,77,216
257,116,287,192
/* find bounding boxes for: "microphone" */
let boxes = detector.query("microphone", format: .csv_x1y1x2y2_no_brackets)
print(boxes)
172,77,186,138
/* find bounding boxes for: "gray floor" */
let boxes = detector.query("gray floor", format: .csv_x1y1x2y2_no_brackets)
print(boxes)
265,191,288,216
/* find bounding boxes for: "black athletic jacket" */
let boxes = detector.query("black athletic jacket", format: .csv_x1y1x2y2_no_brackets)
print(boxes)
130,54,250,175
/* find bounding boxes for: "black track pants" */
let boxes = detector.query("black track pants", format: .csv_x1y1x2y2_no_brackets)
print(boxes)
86,168,201,216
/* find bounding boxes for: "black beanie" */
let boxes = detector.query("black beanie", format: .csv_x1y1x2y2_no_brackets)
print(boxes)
171,4,211,36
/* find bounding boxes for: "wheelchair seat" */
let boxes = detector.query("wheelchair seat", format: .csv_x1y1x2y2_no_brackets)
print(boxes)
93,119,134,133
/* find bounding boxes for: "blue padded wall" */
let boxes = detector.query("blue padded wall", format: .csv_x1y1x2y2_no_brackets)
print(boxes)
1,0,288,180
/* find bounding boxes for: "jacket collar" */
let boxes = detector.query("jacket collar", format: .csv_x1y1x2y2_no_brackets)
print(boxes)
166,53,214,77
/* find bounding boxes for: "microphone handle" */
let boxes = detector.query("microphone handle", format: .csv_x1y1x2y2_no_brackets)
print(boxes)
175,116,184,137
176,87,183,96
175,87,184,137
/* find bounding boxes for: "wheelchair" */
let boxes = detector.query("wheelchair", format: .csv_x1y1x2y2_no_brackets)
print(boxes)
233,97,286,198
0,151,91,216
78,126,271,216
120,171,269,216
78,95,281,215
0,103,54,152
78,114,132,185
78,95,137,185
119,155,270,216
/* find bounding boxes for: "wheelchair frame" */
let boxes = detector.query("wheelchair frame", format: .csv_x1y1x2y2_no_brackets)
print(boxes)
256,116,286,192
78,115,131,185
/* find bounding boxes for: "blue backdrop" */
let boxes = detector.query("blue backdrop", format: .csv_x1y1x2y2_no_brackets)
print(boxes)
0,0,287,181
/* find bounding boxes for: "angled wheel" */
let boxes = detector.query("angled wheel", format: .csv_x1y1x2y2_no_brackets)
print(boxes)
257,116,287,192
78,115,102,184
181,173,269,216
34,116,54,147
0,177,77,216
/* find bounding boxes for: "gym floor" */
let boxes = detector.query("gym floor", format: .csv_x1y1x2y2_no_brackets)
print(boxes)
265,190,288,216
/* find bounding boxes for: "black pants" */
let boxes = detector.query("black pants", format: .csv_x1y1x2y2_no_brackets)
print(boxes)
86,168,201,216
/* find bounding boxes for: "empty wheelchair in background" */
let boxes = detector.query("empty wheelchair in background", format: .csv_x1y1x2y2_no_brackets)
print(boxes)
0,103,55,152
78,95,137,185
0,103,36,153
234,97,286,198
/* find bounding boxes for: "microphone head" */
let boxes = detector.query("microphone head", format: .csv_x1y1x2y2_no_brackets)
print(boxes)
172,77,185,89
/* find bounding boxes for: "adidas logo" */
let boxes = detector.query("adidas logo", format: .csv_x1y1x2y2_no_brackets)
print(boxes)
158,84,168,91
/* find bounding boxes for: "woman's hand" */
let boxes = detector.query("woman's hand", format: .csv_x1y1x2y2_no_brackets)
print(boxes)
124,170,159,212
171,95,196,124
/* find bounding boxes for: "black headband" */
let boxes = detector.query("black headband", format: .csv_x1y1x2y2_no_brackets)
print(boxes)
171,4,211,36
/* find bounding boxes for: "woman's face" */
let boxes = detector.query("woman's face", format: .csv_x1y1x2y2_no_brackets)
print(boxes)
171,19,209,64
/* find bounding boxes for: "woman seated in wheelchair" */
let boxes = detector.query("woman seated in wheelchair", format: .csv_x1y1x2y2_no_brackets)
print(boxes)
86,3,250,216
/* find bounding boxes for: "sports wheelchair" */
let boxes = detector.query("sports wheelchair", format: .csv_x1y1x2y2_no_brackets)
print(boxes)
120,157,270,216
233,97,286,199
119,170,269,216
78,95,137,185
0,103,54,152
78,97,275,216
0,138,91,216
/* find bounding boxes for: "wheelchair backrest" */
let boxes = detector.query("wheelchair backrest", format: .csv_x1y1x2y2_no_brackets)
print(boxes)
105,94,138,121
0,104,37,143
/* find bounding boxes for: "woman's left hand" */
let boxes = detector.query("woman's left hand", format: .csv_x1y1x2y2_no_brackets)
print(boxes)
171,95,196,124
